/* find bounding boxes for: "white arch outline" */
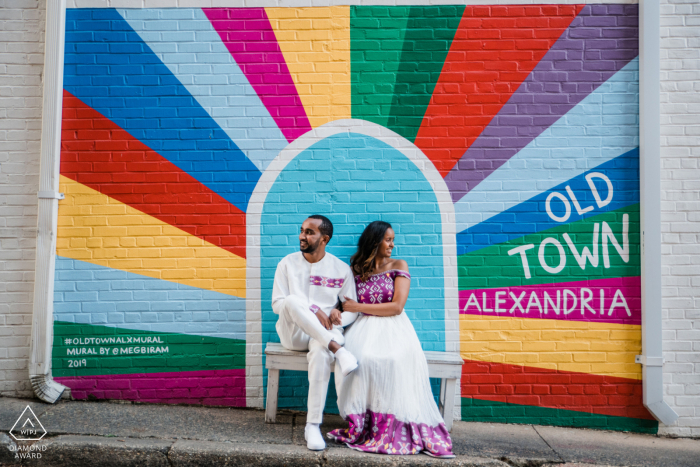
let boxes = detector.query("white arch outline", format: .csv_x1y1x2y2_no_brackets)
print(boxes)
245,119,458,415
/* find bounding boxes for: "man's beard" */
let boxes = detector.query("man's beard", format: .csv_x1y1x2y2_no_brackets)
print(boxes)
300,239,320,253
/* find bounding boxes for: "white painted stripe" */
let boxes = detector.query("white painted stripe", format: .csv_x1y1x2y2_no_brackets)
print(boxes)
117,8,289,172
454,57,640,234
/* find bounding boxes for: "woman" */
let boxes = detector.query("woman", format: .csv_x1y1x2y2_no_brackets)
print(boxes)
327,221,455,458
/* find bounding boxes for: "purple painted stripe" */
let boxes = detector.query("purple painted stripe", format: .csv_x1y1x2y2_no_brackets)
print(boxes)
459,276,641,325
55,369,246,407
445,4,639,202
203,8,312,142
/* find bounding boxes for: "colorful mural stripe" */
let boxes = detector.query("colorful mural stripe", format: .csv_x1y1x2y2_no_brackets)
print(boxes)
414,4,582,176
461,400,656,434
117,8,289,173
459,314,642,380
461,360,652,420
445,4,639,202
204,8,313,142
54,257,246,341
61,90,247,259
55,368,246,407
57,176,247,298
454,58,640,234
458,204,640,291
64,8,261,212
265,6,352,129
459,276,641,325
457,149,639,256
53,322,245,377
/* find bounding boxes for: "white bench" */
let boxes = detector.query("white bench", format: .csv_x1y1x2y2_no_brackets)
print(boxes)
264,342,463,431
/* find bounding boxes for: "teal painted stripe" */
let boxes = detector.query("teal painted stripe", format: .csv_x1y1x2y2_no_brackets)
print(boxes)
462,398,658,434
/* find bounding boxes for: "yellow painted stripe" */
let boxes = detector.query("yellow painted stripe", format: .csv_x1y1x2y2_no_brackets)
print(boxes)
460,314,642,380
57,176,246,298
265,6,351,128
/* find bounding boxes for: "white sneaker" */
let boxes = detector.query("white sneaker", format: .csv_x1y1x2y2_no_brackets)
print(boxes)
305,423,326,451
335,347,358,377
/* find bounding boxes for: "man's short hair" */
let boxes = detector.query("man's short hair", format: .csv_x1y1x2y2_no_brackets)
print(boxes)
308,215,333,242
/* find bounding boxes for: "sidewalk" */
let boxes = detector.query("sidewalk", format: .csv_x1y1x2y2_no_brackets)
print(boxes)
1,396,698,467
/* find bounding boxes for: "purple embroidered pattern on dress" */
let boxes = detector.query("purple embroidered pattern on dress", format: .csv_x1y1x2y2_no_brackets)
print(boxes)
356,269,411,305
309,304,321,314
309,276,345,288
327,410,454,457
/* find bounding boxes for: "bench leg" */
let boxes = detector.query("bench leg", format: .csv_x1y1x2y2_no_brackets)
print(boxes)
441,378,457,432
265,368,279,423
439,377,447,411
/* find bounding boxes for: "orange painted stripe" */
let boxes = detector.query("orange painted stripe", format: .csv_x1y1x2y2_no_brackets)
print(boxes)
460,314,642,380
57,176,246,298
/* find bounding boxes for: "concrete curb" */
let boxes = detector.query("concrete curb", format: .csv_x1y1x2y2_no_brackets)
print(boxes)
1,434,510,467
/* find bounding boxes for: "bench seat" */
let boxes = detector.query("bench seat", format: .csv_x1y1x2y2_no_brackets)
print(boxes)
264,342,462,431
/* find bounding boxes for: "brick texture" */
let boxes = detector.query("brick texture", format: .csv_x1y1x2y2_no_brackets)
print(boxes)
0,0,45,398
658,0,700,438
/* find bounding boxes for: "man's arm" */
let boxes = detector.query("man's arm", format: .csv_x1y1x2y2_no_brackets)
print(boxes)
271,259,290,315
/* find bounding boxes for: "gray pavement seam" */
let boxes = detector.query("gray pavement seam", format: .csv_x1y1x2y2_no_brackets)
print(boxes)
532,426,565,464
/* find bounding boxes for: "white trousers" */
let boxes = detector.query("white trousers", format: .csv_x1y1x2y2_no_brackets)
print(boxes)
275,295,344,424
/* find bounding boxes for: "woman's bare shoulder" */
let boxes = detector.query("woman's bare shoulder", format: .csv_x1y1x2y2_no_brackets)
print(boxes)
390,258,409,272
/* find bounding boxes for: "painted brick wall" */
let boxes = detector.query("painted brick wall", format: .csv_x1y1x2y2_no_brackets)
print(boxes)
0,0,698,438
0,0,45,398
658,0,700,438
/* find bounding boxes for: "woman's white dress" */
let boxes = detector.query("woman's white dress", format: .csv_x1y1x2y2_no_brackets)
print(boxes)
327,269,454,458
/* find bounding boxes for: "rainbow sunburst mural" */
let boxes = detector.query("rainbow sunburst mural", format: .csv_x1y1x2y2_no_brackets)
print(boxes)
52,4,652,432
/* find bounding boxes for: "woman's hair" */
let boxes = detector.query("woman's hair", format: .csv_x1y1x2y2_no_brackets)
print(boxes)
350,221,393,282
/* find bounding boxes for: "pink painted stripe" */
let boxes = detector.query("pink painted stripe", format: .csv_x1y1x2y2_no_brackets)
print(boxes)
459,277,641,325
55,369,246,407
203,7,311,142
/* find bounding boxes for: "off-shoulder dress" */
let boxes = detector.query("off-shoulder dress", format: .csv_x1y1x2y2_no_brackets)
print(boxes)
327,269,454,458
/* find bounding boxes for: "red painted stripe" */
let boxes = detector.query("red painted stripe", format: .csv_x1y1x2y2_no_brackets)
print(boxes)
461,359,654,420
60,90,246,259
55,368,246,407
414,5,583,176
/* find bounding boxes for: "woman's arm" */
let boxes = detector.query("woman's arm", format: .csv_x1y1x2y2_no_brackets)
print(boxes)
343,264,410,317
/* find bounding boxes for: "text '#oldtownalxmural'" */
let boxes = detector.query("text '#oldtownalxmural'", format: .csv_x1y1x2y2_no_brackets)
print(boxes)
51,4,652,432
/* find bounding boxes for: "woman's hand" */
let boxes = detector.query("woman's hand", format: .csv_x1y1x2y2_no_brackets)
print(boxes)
330,308,342,326
343,296,359,312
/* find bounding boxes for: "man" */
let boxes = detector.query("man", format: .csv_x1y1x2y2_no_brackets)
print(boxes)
271,215,358,451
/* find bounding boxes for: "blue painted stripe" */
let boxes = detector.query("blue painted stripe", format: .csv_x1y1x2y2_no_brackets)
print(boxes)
454,57,639,234
53,256,246,341
117,8,288,173
456,149,639,256
63,8,261,212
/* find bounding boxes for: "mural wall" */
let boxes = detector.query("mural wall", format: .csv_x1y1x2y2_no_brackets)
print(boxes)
52,4,654,432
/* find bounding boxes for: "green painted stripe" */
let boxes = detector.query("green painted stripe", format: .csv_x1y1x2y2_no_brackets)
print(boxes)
52,322,245,377
387,5,464,142
459,204,641,290
351,5,411,127
462,398,658,434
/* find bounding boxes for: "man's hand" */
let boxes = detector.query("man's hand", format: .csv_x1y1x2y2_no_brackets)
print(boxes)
315,310,332,330
329,308,342,326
